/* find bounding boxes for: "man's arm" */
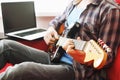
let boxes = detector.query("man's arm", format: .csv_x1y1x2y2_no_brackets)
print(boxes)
99,9,120,67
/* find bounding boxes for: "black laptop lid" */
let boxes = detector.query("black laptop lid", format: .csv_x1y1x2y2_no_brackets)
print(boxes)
1,1,36,33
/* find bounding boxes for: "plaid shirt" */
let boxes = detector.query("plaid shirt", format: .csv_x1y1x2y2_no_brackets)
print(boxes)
49,0,120,80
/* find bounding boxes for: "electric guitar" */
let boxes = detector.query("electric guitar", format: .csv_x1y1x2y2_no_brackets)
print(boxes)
54,37,108,69
50,22,108,69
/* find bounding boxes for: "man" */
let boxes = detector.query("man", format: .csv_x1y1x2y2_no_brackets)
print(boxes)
0,0,120,80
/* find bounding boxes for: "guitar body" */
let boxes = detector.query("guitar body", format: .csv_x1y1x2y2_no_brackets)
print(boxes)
83,40,108,69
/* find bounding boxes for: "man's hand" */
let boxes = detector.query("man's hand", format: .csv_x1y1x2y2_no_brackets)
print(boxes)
62,37,86,64
44,27,59,45
62,39,74,51
67,48,85,64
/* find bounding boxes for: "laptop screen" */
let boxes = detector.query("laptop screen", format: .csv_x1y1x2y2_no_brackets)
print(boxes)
1,1,36,33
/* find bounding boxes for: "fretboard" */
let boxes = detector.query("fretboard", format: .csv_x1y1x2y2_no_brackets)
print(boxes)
56,37,87,50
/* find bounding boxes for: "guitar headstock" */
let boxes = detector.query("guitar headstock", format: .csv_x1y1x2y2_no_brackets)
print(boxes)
83,40,108,69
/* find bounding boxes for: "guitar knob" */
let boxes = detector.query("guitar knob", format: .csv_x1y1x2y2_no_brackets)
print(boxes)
75,22,80,28
107,48,112,53
104,45,112,53
97,38,112,53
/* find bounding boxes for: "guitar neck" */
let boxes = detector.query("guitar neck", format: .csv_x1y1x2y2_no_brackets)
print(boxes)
56,37,87,50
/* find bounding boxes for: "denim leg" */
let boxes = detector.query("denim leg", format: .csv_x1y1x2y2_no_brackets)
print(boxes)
0,39,50,69
0,62,75,80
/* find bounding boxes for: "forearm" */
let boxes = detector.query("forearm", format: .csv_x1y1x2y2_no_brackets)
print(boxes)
99,9,120,67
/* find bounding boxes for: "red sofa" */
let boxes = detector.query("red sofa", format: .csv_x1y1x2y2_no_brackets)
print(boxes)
116,0,120,4
107,47,120,80
0,39,120,80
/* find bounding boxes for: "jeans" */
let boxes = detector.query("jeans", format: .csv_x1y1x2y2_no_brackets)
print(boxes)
0,39,75,80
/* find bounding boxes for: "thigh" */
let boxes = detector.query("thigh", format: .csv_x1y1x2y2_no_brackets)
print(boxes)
0,39,50,64
1,62,75,80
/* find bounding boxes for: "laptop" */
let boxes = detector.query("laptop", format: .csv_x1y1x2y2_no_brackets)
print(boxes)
1,1,47,40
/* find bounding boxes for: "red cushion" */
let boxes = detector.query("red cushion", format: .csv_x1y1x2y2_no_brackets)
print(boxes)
17,39,49,52
115,0,120,4
0,63,13,73
107,47,120,80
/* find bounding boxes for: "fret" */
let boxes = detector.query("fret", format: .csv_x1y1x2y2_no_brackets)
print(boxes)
73,39,87,50
56,37,87,50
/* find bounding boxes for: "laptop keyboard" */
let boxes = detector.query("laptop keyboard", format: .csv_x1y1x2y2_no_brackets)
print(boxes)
15,29,46,37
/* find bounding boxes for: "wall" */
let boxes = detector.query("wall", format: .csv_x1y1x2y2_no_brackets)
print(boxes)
36,16,55,29
0,0,71,16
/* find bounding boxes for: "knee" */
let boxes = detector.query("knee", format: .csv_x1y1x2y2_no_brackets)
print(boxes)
13,62,35,73
0,39,21,51
1,39,16,45
5,62,36,80
0,39,12,53
0,39,14,48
